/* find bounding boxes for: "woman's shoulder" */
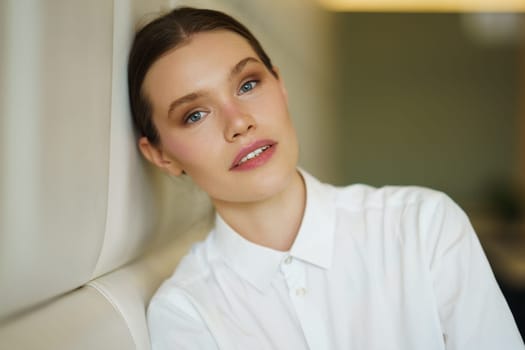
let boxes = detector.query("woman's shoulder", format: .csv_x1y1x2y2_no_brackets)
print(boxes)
331,181,471,251
332,182,453,212
147,235,219,325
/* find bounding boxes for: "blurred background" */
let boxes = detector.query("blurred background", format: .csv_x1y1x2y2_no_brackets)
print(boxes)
1,0,524,344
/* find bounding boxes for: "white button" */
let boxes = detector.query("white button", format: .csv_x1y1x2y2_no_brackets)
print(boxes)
296,288,307,296
284,256,293,264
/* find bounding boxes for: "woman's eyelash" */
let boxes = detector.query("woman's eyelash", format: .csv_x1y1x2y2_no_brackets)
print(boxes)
239,80,259,95
184,110,206,124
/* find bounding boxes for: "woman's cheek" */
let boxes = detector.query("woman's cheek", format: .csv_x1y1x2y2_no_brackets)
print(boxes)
162,136,196,164
163,133,218,169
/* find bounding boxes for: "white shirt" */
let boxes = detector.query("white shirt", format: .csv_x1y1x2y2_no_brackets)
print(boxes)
148,171,524,350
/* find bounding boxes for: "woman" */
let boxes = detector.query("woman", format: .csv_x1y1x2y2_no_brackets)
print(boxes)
128,7,523,350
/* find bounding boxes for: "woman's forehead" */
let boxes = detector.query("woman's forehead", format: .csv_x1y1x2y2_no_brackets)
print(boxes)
146,30,256,80
142,30,261,109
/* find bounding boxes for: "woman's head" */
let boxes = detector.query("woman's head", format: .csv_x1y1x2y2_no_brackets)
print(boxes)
128,7,276,146
128,7,299,206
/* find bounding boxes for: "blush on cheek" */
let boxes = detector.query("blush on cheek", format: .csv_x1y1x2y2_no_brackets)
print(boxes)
161,133,218,169
160,137,194,163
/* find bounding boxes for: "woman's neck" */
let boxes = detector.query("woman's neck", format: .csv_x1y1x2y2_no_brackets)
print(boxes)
213,169,306,252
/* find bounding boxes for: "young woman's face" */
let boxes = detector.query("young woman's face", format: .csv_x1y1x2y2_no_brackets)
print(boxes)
141,30,299,205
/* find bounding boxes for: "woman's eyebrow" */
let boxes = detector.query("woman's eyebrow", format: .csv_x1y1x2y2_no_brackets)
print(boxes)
167,92,204,116
229,57,260,80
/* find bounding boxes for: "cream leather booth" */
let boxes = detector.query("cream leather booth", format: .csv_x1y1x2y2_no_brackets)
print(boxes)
0,1,213,349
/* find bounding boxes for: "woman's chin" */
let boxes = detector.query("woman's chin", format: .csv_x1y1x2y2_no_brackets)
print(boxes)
210,164,299,206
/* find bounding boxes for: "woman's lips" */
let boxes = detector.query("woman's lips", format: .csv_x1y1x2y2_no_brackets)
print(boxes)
230,139,277,171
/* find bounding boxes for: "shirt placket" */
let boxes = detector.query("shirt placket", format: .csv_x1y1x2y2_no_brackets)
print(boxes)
280,255,328,350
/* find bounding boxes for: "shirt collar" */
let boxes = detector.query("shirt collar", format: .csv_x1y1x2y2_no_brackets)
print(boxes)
212,169,337,293
290,170,336,270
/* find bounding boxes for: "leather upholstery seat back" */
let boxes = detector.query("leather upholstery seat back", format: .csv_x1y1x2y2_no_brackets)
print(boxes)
0,1,212,349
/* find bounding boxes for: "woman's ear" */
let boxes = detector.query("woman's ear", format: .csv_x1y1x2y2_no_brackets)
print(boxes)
138,137,184,176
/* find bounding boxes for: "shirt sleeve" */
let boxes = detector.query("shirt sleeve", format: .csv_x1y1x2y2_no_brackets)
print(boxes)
424,193,524,350
147,292,219,350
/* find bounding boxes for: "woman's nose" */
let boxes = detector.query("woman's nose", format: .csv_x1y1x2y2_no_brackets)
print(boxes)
223,104,256,142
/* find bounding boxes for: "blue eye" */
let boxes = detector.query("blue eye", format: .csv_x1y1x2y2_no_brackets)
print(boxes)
185,111,205,124
239,81,257,94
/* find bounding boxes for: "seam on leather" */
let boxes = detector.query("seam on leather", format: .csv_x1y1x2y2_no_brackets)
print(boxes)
86,281,139,350
90,0,116,281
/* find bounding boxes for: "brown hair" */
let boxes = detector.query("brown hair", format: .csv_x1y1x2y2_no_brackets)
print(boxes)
128,7,276,145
